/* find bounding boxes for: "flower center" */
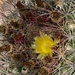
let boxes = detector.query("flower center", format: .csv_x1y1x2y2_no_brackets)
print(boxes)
41,42,52,53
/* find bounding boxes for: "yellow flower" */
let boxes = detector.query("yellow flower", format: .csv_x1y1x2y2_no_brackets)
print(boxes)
32,32,57,59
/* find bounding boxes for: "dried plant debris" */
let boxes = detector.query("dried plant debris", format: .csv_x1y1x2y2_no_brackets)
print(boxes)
0,25,8,34
50,10,63,24
0,0,75,75
10,20,23,29
0,43,13,53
